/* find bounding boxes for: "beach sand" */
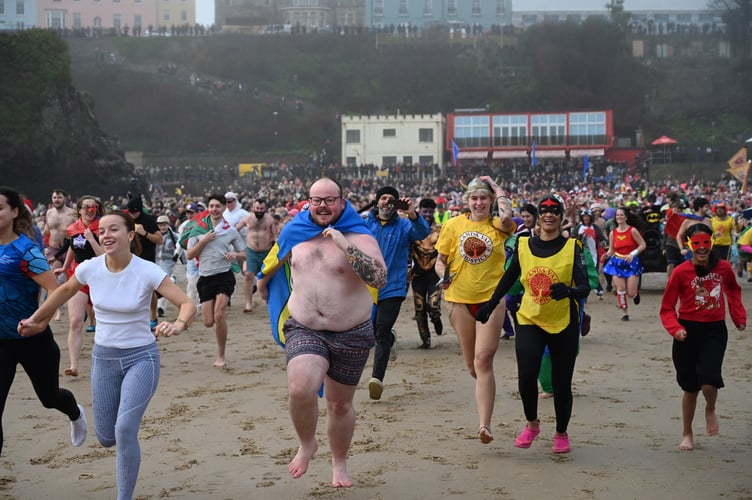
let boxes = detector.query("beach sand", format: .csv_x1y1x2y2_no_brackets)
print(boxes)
2,273,751,499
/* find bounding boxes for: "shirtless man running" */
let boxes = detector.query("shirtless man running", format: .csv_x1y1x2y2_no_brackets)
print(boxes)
43,189,77,319
258,177,386,487
235,198,276,313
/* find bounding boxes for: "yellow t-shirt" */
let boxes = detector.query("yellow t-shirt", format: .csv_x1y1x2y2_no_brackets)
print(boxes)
435,214,513,303
711,216,734,246
517,237,577,334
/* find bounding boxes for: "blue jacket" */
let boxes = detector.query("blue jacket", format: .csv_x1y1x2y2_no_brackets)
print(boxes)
366,210,430,300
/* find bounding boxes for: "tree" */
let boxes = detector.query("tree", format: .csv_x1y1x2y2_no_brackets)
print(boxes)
606,0,631,33
709,0,752,60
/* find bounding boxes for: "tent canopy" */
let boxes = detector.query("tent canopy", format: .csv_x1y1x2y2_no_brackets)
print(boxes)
651,135,678,146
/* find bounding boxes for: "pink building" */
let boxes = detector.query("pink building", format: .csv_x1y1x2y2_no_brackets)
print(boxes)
37,0,158,30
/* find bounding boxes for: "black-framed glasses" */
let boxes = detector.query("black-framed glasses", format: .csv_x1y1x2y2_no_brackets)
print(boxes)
309,196,340,207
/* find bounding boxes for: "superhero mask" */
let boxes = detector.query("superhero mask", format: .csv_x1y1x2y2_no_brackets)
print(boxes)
688,232,713,252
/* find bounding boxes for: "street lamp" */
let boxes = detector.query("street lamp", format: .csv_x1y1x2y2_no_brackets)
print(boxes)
273,111,279,149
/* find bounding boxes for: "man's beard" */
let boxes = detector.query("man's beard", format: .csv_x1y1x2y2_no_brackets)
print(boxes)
254,211,265,219
378,207,395,220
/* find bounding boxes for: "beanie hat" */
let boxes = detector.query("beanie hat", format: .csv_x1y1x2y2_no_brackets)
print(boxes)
376,186,399,200
127,196,143,213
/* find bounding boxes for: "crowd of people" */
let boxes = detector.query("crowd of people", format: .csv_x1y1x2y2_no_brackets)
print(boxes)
3,164,749,494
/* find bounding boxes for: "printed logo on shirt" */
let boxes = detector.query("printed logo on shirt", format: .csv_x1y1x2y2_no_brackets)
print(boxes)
72,234,87,249
525,265,558,305
459,231,493,264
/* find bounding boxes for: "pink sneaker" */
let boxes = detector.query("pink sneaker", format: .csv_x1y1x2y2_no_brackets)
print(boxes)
514,425,541,448
552,433,570,453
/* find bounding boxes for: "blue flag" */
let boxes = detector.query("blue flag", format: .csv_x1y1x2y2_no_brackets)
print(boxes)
531,140,537,166
452,140,460,166
583,154,589,181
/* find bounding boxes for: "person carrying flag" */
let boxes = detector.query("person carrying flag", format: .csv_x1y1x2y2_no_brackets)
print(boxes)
257,177,386,487
184,193,245,368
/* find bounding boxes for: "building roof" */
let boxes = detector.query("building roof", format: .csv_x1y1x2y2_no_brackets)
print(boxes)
513,0,712,12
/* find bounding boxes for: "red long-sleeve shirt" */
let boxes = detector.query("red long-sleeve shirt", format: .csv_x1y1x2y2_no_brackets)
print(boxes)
660,259,746,337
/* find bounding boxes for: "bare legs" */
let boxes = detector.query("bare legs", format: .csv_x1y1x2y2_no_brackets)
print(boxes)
243,272,256,312
200,294,230,368
286,354,358,487
448,302,503,443
65,290,89,376
680,384,719,451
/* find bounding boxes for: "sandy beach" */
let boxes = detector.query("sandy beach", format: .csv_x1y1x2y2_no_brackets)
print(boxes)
2,271,751,499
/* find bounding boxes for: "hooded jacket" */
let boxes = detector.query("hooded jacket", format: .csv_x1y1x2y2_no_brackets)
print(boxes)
366,210,430,300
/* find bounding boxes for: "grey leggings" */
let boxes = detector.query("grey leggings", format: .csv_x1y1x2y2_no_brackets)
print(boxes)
92,342,160,500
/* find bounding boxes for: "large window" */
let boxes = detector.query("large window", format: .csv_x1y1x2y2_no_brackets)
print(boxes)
113,13,121,30
382,156,397,166
134,14,141,27
398,0,407,16
447,0,457,16
374,0,383,16
16,0,24,15
569,112,607,145
346,130,361,144
47,10,64,28
181,9,187,22
73,12,81,28
403,155,412,165
454,115,490,148
530,114,566,146
472,0,481,16
383,128,396,138
419,155,434,165
163,11,170,21
423,0,432,16
419,128,433,142
492,115,527,147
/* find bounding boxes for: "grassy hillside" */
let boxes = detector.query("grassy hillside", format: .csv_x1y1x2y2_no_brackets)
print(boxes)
64,20,752,162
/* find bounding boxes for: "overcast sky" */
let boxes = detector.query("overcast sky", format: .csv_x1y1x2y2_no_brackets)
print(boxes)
197,0,214,26
194,0,712,26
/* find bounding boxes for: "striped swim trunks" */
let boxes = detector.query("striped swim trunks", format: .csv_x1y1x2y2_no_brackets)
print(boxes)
283,317,375,386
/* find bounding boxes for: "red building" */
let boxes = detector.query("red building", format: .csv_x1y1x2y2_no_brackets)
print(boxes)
446,109,615,163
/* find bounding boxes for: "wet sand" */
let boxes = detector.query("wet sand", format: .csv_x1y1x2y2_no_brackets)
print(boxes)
2,272,751,499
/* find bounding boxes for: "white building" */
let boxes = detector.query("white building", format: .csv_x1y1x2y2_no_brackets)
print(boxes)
342,113,445,167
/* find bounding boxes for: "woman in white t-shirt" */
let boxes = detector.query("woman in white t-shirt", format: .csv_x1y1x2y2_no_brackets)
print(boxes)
20,210,196,500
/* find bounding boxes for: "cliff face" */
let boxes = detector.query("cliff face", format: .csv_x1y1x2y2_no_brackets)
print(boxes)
0,29,138,203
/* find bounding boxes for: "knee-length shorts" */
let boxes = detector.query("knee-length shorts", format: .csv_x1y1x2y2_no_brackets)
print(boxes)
672,319,727,392
283,317,375,386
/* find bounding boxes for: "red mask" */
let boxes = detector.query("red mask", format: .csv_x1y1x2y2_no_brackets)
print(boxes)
688,233,713,252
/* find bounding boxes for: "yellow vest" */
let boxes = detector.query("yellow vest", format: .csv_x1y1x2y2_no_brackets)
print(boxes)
517,237,577,334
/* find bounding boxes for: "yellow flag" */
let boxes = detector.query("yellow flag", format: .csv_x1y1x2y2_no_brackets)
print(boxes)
726,148,749,187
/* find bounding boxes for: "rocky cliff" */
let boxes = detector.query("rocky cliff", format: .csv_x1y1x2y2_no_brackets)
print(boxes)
0,29,139,203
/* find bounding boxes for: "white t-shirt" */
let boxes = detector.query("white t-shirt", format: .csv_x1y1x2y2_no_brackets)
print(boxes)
75,254,167,348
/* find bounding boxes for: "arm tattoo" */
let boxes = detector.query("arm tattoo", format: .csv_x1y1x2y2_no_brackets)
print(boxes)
346,245,387,288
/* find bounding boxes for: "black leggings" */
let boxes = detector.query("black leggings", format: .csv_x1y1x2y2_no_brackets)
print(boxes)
0,329,80,455
515,317,580,434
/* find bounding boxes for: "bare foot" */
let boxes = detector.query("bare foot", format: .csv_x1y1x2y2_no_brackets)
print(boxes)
242,306,253,313
54,310,63,321
706,409,719,436
213,359,226,369
288,442,318,479
64,368,78,377
679,434,694,451
331,461,352,488
539,391,553,399
479,426,494,444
